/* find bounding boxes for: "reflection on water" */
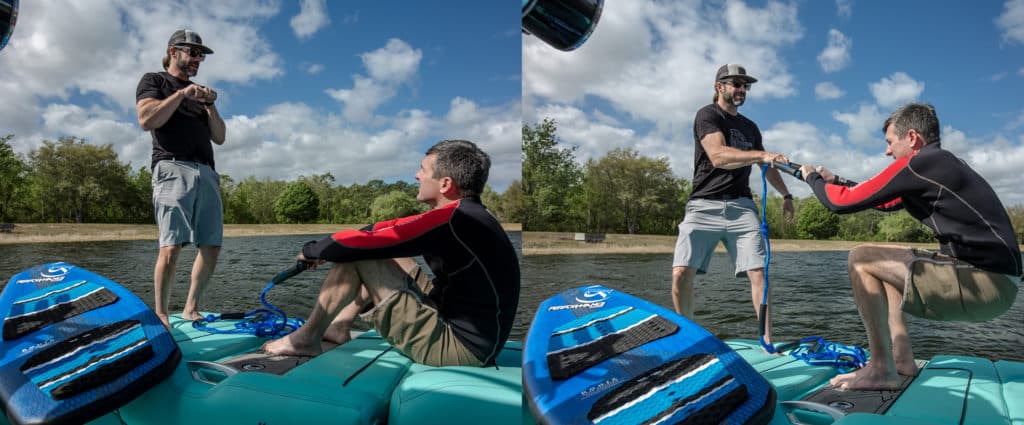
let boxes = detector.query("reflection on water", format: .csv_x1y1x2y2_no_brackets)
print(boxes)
2,234,1021,361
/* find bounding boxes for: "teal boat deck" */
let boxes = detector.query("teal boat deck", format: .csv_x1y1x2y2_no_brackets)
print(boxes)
729,339,1024,425
0,314,524,425
3,325,1019,424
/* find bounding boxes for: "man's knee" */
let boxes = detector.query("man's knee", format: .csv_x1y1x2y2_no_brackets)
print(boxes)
350,259,414,301
672,267,695,288
158,245,182,264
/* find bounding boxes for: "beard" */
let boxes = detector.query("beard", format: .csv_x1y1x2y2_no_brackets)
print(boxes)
723,90,745,107
177,57,199,77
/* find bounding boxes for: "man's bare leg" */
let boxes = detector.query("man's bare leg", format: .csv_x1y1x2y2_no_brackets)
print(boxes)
746,268,771,346
321,287,369,345
322,258,418,345
182,244,221,321
884,280,918,376
154,245,182,329
830,245,914,390
263,259,410,356
671,266,697,318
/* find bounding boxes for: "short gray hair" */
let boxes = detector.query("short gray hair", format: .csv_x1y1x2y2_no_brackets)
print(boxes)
425,139,490,198
883,103,940,145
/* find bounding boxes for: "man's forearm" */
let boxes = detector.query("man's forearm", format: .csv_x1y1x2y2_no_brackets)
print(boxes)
708,147,768,170
138,91,185,131
765,168,789,196
206,104,226,144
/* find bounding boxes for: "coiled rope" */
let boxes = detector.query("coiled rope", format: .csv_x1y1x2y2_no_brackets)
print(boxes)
192,262,307,338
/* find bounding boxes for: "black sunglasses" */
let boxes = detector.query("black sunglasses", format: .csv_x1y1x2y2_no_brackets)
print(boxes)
175,45,206,59
721,80,751,90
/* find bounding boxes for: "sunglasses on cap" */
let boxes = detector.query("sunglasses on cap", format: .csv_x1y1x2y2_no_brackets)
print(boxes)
720,80,752,90
175,45,206,59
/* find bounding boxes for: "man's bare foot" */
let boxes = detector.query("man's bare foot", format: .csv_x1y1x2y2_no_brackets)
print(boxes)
181,311,204,321
322,326,352,345
261,335,321,357
894,358,920,377
829,366,905,391
156,313,172,330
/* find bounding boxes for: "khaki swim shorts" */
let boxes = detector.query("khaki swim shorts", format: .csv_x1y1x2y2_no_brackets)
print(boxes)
903,248,1019,321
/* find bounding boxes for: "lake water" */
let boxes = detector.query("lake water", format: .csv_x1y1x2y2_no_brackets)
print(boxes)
2,234,1021,361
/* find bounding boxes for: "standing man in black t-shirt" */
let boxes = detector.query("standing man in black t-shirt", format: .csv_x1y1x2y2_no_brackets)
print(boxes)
671,64,794,346
135,30,226,329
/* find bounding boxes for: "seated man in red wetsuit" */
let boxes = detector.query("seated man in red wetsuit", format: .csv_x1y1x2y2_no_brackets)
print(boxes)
798,103,1020,390
263,140,520,367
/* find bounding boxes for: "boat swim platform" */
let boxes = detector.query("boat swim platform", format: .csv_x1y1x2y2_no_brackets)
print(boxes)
728,339,1024,425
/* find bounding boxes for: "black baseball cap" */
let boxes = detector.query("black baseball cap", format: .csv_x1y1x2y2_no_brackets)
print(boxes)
168,29,213,54
716,64,757,83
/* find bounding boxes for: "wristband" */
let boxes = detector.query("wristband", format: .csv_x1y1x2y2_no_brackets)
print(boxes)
783,194,793,200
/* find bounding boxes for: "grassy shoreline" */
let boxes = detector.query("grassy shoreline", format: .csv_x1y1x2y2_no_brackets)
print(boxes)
0,224,975,254
0,223,522,245
522,231,948,255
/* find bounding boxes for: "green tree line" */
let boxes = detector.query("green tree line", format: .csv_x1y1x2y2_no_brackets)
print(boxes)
0,135,521,225
522,120,1024,242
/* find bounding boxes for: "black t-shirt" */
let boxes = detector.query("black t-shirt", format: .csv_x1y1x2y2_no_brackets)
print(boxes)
135,72,215,170
690,103,764,199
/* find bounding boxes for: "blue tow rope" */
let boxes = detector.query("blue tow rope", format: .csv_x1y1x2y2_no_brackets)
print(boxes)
758,164,868,372
790,336,867,374
192,262,308,338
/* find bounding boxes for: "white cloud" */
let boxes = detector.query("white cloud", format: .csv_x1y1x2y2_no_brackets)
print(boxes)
942,126,1024,206
815,82,845,100
305,63,324,74
760,120,877,197
1019,67,1024,77
361,39,422,83
290,0,331,40
940,125,971,153
0,0,283,126
818,29,852,72
990,72,1008,81
523,0,802,135
836,0,853,18
869,72,925,108
1007,111,1024,130
833,104,886,146
326,76,397,122
325,38,423,122
532,104,639,164
724,0,803,44
996,0,1024,44
443,97,522,187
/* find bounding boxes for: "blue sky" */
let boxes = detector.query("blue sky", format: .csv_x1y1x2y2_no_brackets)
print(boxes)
0,1,522,190
524,0,1024,206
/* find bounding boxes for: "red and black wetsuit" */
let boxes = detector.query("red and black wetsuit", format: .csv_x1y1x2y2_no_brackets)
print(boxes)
301,197,520,366
806,142,1021,277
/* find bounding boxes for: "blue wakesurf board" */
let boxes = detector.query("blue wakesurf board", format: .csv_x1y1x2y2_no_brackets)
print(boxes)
0,262,180,425
523,285,776,425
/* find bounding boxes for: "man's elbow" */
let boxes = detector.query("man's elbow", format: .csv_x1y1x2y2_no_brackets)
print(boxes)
707,153,727,169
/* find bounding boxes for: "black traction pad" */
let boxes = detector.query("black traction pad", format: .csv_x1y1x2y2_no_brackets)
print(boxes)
802,372,915,415
220,341,340,375
547,315,678,380
3,281,118,340
21,320,153,400
588,354,749,425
